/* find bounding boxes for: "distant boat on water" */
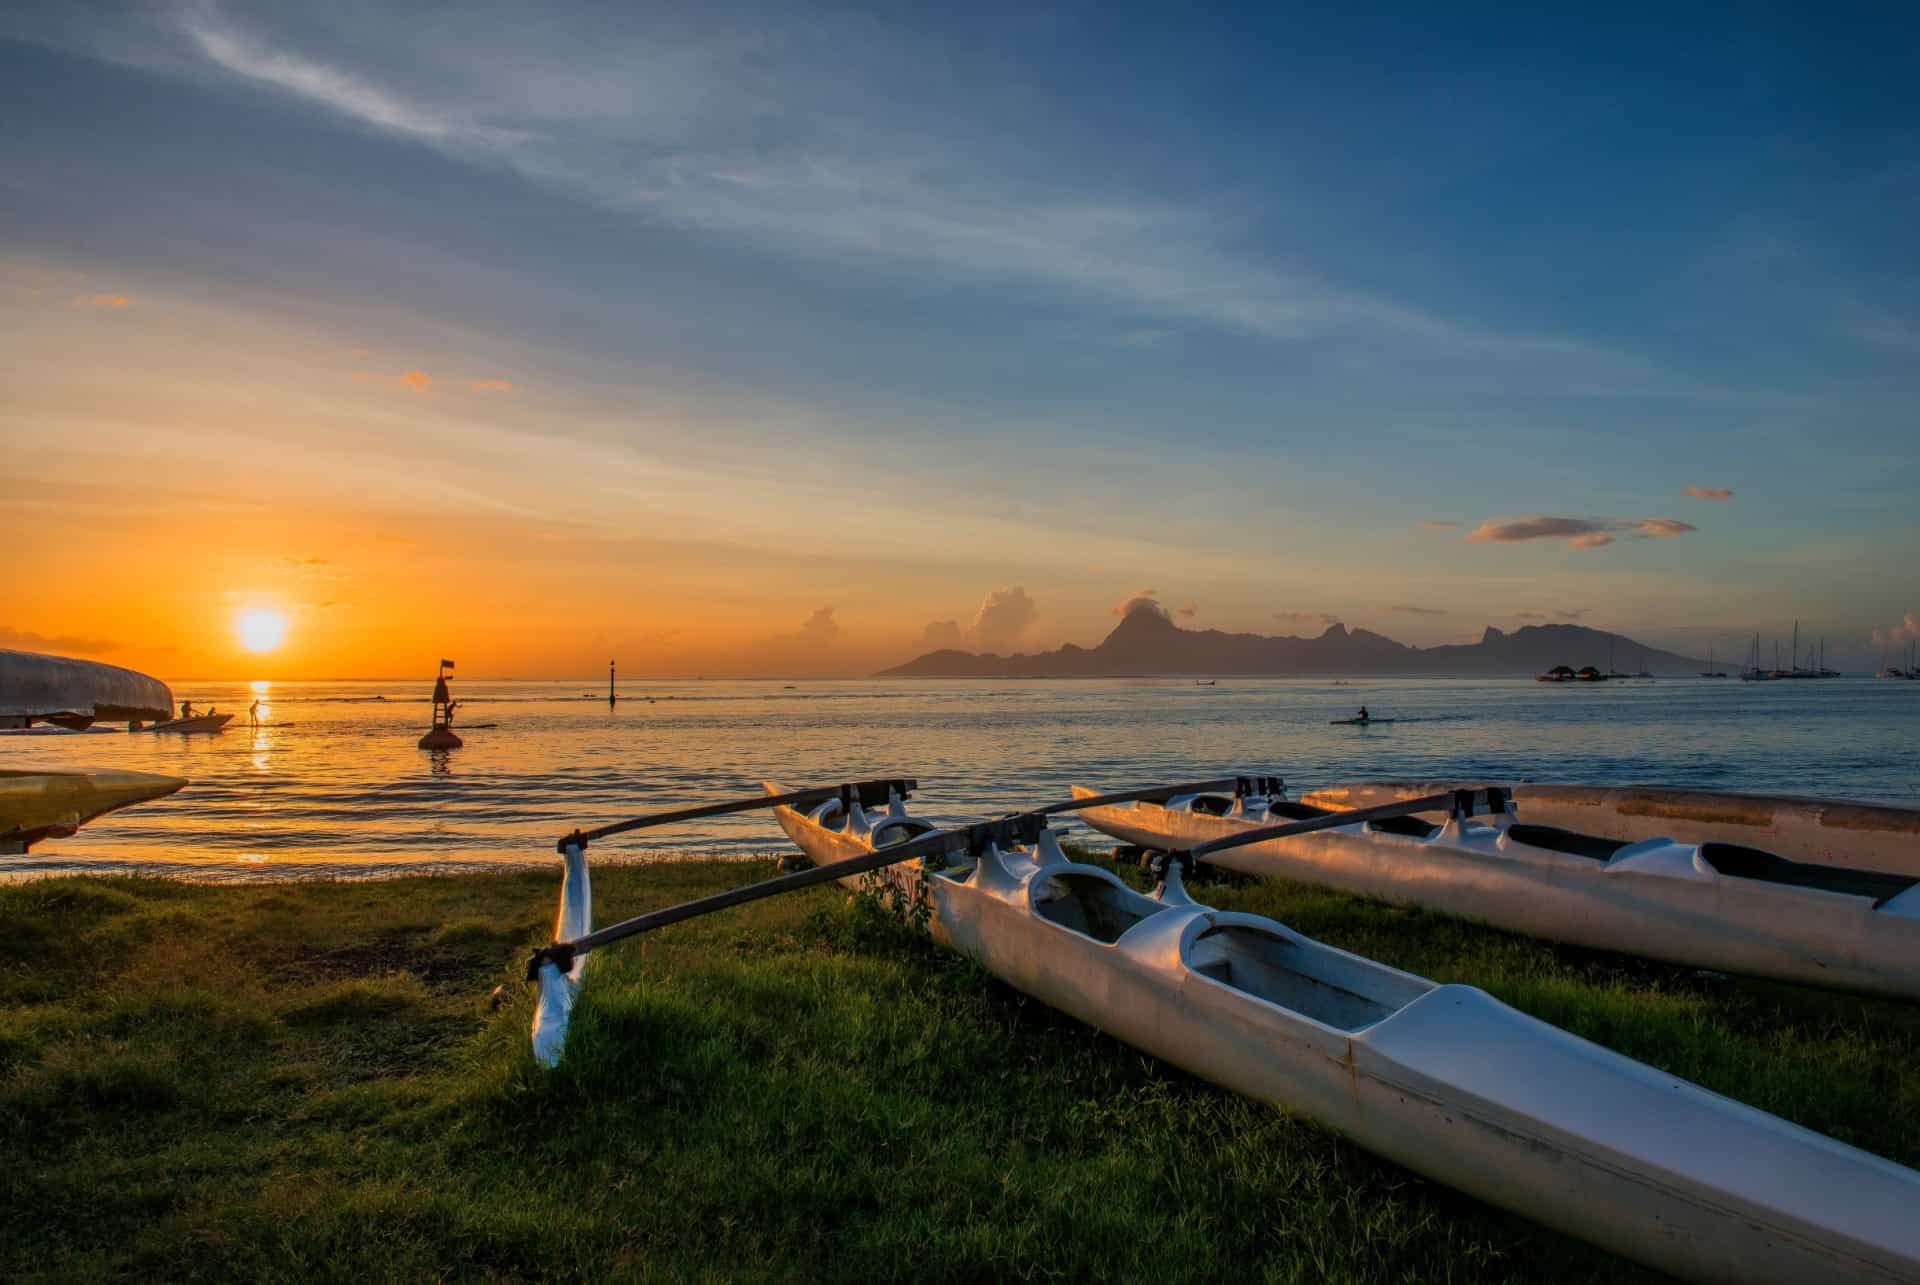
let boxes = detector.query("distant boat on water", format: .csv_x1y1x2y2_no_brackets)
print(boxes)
1701,644,1727,678
1537,665,1576,683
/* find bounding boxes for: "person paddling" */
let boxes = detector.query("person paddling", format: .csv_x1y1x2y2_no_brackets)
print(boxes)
1358,705,1370,722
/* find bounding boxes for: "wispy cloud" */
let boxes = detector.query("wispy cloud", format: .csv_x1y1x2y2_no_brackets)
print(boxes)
52,3,1693,387
1391,604,1446,615
1175,600,1198,619
1465,515,1697,549
0,625,121,654
71,292,133,310
1682,485,1734,501
354,369,433,392
470,378,514,393
1416,519,1459,531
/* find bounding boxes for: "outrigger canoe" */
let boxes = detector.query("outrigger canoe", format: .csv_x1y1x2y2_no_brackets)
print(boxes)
1072,781,1920,1001
770,783,1920,1283
1305,780,1920,877
1,768,186,853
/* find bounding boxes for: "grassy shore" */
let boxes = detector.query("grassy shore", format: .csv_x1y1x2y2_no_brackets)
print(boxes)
4,853,1919,1283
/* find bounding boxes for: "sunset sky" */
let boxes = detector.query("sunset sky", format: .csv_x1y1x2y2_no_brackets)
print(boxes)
4,3,1917,678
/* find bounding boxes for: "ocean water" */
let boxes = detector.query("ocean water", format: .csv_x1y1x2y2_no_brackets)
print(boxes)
5,676,1917,882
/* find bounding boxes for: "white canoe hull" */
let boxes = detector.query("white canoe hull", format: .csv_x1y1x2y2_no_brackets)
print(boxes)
1072,786,1920,1001
773,785,1920,1283
1305,781,1920,877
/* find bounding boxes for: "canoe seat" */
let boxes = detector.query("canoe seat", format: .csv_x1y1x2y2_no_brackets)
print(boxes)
1032,872,1162,944
1189,795,1233,816
1698,844,1919,905
1508,824,1630,863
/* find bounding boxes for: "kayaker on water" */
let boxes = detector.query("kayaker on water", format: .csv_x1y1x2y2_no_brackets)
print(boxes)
180,700,193,719
1358,705,1369,721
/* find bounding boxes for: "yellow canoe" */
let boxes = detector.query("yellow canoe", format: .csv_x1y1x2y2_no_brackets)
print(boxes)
0,768,187,853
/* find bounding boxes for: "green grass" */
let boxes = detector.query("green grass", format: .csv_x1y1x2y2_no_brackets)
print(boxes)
3,853,1918,1283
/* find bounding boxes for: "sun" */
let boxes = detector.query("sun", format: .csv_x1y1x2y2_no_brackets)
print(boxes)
236,608,289,654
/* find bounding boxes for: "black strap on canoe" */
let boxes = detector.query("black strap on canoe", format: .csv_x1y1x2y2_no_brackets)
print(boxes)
555,777,917,853
1236,775,1284,800
527,811,1046,979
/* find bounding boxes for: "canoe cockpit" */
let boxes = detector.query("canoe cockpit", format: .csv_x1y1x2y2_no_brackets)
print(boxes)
1188,922,1430,1032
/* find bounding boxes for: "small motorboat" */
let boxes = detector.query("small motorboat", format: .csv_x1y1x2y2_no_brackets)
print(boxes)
136,713,234,735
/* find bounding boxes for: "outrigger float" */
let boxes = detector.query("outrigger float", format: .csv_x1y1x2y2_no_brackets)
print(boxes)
1072,779,1920,1001
525,776,1920,1283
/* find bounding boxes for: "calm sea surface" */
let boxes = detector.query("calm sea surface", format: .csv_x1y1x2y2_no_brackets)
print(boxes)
6,676,1917,882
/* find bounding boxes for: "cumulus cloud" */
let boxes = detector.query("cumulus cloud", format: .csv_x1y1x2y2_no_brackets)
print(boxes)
1416,519,1459,531
916,586,1038,654
1390,605,1446,616
70,293,132,310
795,606,839,643
0,625,120,655
1682,485,1734,501
1113,587,1167,618
470,378,514,393
918,619,965,650
1273,611,1342,630
1175,601,1199,619
1465,515,1696,548
971,586,1038,652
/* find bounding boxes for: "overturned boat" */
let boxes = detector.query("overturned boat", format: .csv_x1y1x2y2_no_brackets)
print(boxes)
0,648,173,730
1073,780,1920,1001
1303,780,1920,877
768,784,1920,1283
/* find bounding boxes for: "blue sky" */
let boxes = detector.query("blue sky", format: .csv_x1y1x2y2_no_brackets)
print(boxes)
3,2,1917,673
